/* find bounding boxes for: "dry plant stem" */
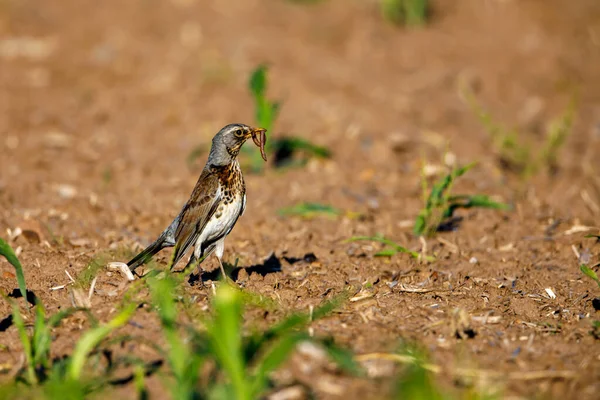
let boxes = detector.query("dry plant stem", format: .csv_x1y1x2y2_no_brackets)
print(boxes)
356,353,577,380
396,284,450,293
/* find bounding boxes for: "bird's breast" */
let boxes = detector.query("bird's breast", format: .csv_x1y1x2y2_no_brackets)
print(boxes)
194,193,245,257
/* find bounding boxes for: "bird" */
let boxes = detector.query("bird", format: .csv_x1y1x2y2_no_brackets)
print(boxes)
126,123,267,278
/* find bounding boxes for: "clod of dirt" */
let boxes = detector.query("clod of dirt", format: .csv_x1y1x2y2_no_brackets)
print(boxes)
56,184,77,199
69,238,92,247
43,130,72,149
15,220,47,243
0,36,58,60
267,385,308,400
389,132,412,153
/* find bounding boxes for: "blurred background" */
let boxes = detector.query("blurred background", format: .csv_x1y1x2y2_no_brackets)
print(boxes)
2,0,600,287
2,1,600,398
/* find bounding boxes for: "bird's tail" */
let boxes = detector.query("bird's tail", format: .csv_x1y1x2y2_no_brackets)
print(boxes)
127,237,166,271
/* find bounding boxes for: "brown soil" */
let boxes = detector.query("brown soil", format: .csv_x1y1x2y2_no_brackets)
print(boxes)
1,0,600,398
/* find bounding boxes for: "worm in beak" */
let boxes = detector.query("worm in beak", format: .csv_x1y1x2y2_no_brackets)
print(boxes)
251,128,267,161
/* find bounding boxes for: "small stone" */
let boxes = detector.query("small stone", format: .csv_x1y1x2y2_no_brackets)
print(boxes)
389,132,411,153
43,130,71,149
57,184,77,199
69,238,91,247
469,257,478,264
0,36,57,60
19,220,46,243
267,385,307,400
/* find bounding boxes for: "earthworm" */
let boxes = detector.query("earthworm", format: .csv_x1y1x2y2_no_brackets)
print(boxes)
252,128,267,161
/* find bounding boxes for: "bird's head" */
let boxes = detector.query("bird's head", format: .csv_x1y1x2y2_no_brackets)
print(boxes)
208,123,267,166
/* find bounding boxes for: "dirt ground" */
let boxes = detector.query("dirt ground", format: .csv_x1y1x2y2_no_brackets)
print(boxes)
1,0,600,398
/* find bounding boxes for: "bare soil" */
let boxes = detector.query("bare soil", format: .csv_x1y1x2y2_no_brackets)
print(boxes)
1,0,600,398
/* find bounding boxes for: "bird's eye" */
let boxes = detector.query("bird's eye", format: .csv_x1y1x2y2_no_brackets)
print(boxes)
234,129,244,137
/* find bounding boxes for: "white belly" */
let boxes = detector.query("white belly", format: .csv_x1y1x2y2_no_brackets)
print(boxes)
193,194,244,259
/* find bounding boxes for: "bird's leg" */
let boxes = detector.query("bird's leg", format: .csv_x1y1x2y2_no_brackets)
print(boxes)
184,253,198,273
217,256,227,280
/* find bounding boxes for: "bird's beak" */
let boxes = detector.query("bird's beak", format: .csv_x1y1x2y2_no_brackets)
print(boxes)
250,128,267,161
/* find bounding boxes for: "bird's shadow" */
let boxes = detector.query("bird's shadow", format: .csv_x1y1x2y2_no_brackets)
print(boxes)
0,288,39,332
187,253,282,285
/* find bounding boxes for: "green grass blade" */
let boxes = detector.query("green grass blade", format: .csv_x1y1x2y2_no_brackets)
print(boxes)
133,365,147,400
32,303,50,368
0,237,27,300
147,274,205,399
374,249,399,257
68,303,137,381
413,212,427,236
275,137,331,159
346,235,397,248
347,236,426,259
425,162,476,211
541,97,575,169
264,291,348,340
278,202,341,218
394,345,444,400
10,300,37,384
208,284,250,400
148,276,189,381
580,264,600,288
445,194,511,219
404,0,429,26
318,339,362,376
251,332,310,396
249,65,267,99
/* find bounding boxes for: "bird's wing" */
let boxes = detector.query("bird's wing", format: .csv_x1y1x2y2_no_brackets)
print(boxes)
171,169,222,266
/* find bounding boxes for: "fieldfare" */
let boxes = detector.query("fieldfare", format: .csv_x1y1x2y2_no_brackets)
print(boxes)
127,123,267,278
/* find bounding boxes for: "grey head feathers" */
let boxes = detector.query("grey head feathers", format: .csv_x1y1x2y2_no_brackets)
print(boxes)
206,123,253,166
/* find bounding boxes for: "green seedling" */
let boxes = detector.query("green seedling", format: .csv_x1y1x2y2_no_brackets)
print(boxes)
1,241,136,399
394,344,444,400
147,275,203,399
414,163,510,237
205,284,358,399
464,89,576,178
246,65,331,172
580,264,600,288
246,64,280,172
67,304,137,381
381,0,429,26
540,100,575,173
0,237,27,300
8,300,83,385
75,257,105,289
347,235,435,262
278,202,342,218
147,268,357,399
102,167,112,187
